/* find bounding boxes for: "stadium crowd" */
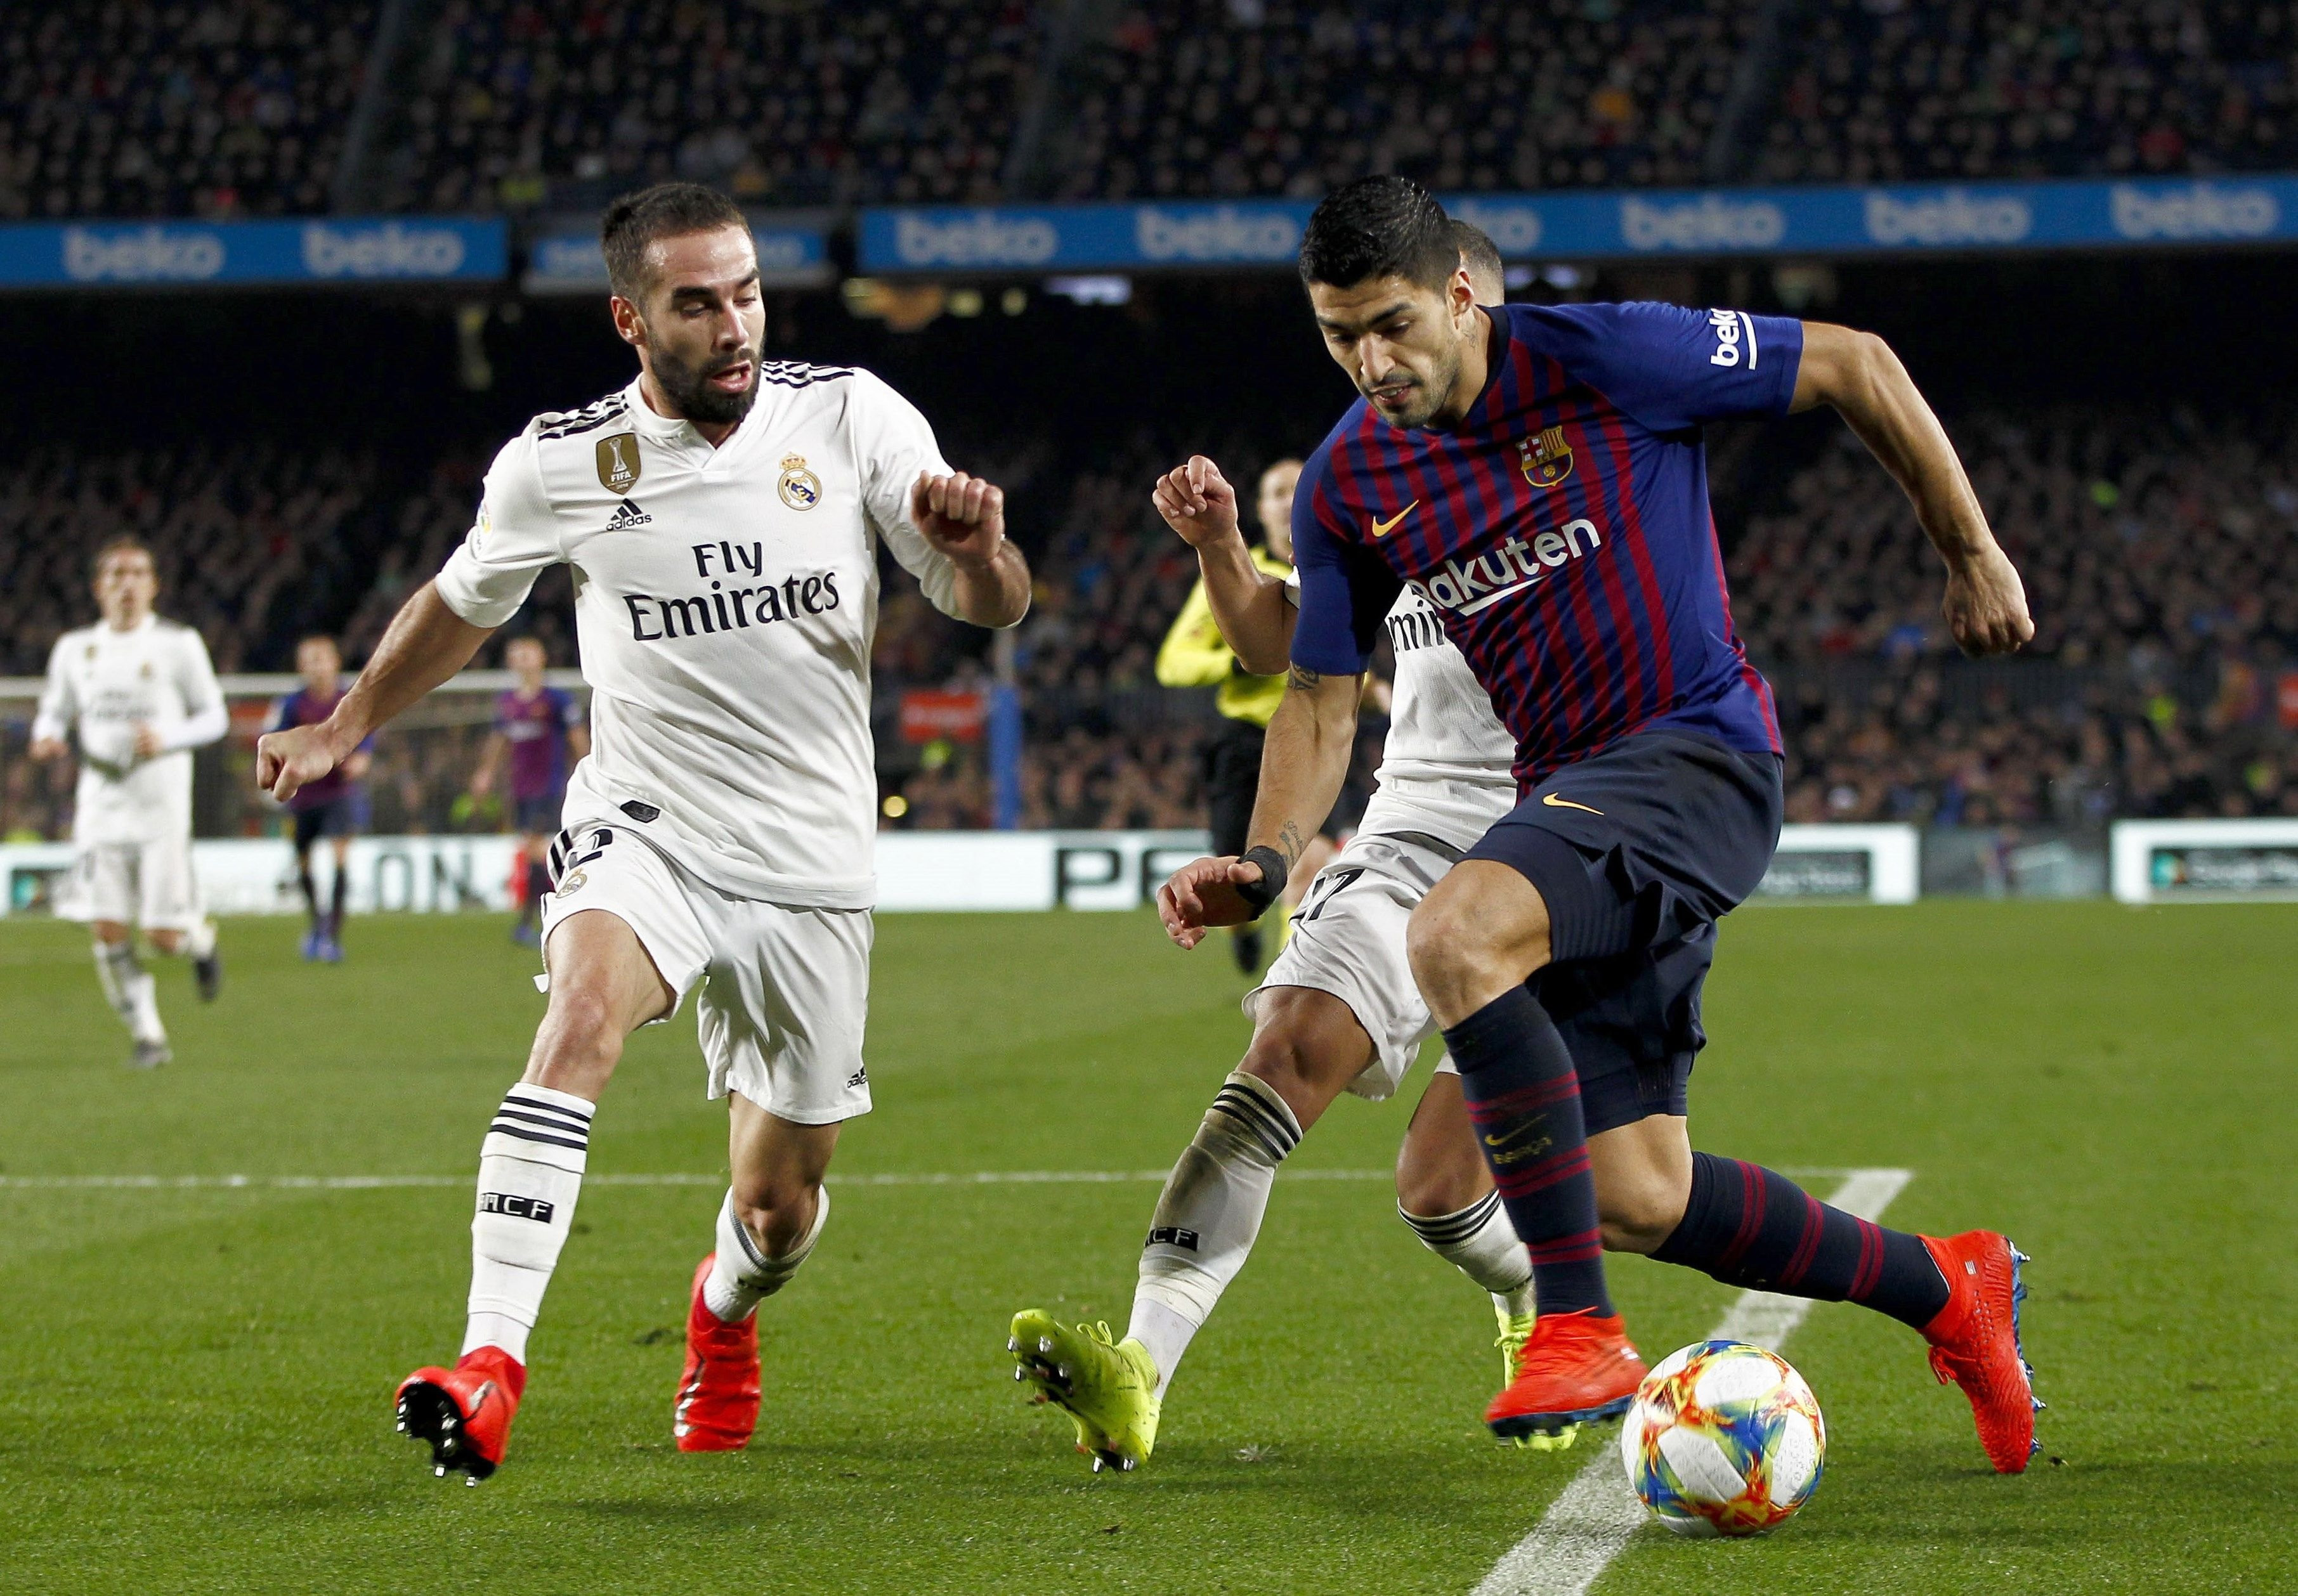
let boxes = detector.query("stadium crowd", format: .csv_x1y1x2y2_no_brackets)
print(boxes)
1758,0,2298,185
390,0,1040,212
8,393,2295,841
0,0,374,220
1048,0,1750,200
18,0,2298,219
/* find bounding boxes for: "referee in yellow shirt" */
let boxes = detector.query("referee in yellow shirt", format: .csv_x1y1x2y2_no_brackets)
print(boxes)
1156,458,1335,971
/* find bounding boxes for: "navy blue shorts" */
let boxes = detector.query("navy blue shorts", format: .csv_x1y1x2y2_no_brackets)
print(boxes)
514,790,566,836
291,790,369,849
1462,730,1784,1136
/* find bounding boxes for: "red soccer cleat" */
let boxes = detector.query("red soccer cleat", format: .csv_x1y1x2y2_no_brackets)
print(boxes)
1485,1308,1648,1441
395,1346,526,1483
1919,1229,2040,1474
674,1254,761,1452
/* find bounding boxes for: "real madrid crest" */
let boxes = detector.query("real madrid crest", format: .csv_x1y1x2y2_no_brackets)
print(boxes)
596,432,641,492
1520,425,1574,490
778,453,822,512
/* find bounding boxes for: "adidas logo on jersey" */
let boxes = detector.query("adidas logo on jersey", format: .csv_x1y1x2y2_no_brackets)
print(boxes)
604,498,653,530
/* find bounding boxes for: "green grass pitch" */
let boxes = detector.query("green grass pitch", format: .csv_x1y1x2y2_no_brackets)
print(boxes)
0,901,2291,1593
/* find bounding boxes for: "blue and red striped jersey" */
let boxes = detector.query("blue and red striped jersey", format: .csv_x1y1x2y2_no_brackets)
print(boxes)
1291,300,1803,791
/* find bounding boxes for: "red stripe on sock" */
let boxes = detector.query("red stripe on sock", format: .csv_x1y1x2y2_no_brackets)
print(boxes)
1493,1148,1591,1199
1778,1194,1826,1291
1717,1158,1768,1273
1848,1219,1883,1301
1528,1228,1605,1265
1465,1075,1580,1122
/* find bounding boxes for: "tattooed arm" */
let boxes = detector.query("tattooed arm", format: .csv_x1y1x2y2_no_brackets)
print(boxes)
1156,663,1364,947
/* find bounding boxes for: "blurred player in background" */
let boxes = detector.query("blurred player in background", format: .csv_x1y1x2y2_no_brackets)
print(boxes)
256,183,1031,1482
469,635,589,947
30,538,225,1067
1013,225,1532,1474
269,635,373,963
1154,457,1335,971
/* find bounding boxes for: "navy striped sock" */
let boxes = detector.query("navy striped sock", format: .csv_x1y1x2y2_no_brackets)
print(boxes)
1653,1153,1949,1330
1442,986,1613,1319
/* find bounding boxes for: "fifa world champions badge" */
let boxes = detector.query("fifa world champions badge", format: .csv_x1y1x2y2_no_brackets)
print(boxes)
1521,425,1574,490
596,433,641,492
779,453,823,511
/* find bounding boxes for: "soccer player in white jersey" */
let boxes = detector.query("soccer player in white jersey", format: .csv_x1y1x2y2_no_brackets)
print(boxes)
255,184,1031,1482
30,538,226,1068
1009,233,1538,1474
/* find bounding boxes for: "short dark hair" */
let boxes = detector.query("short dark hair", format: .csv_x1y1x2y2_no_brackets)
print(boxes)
1449,218,1504,292
297,633,340,655
600,182,750,300
1298,176,1459,294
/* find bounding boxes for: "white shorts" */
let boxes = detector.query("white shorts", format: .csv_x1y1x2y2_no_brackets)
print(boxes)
54,837,204,932
1244,828,1466,1102
540,821,873,1126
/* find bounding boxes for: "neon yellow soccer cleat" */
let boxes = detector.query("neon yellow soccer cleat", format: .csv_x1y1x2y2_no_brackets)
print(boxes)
1494,1302,1578,1453
1008,1310,1161,1473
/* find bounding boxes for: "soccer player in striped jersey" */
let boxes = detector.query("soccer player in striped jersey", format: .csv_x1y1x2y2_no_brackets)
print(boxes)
1163,178,2043,1474
1012,229,1562,1475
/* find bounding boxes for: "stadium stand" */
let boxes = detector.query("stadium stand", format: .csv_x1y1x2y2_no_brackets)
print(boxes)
1756,0,2298,185
389,0,1043,212
0,442,388,676
0,1,376,219
1047,0,1753,200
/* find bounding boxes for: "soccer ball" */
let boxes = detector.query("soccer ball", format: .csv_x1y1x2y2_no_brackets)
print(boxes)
1620,1339,1825,1538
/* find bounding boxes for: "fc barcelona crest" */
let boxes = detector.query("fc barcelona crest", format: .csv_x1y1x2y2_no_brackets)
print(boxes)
778,453,822,512
596,433,641,492
1520,425,1574,490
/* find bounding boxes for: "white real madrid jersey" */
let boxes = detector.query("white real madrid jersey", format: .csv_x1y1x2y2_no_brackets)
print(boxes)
33,616,227,845
1286,571,1516,849
434,366,964,909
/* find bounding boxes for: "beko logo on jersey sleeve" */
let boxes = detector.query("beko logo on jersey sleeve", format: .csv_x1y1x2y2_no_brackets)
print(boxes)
1407,519,1606,617
1707,308,1758,367
623,540,842,641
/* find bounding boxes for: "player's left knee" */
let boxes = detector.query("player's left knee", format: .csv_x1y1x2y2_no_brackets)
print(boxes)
147,930,183,957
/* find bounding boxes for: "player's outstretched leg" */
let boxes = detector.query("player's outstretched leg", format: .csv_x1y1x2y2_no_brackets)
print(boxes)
1011,990,1363,1473
1647,1155,2037,1471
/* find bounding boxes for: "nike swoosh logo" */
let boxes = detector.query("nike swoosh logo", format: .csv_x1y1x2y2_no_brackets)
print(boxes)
1369,501,1418,538
1542,793,1604,815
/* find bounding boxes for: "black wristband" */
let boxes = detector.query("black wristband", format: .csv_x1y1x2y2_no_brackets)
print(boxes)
1234,845,1288,916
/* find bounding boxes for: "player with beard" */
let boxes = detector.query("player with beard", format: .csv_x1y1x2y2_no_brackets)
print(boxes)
1161,177,2043,1473
258,182,1032,1481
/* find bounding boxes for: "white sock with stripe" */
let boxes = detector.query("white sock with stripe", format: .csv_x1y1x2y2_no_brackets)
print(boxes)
1400,1190,1537,1320
93,943,164,1043
703,1184,830,1323
1127,1071,1301,1398
460,1083,593,1365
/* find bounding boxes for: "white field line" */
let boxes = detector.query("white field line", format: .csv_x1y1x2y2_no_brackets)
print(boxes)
1471,1167,1914,1596
0,1166,1871,1193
